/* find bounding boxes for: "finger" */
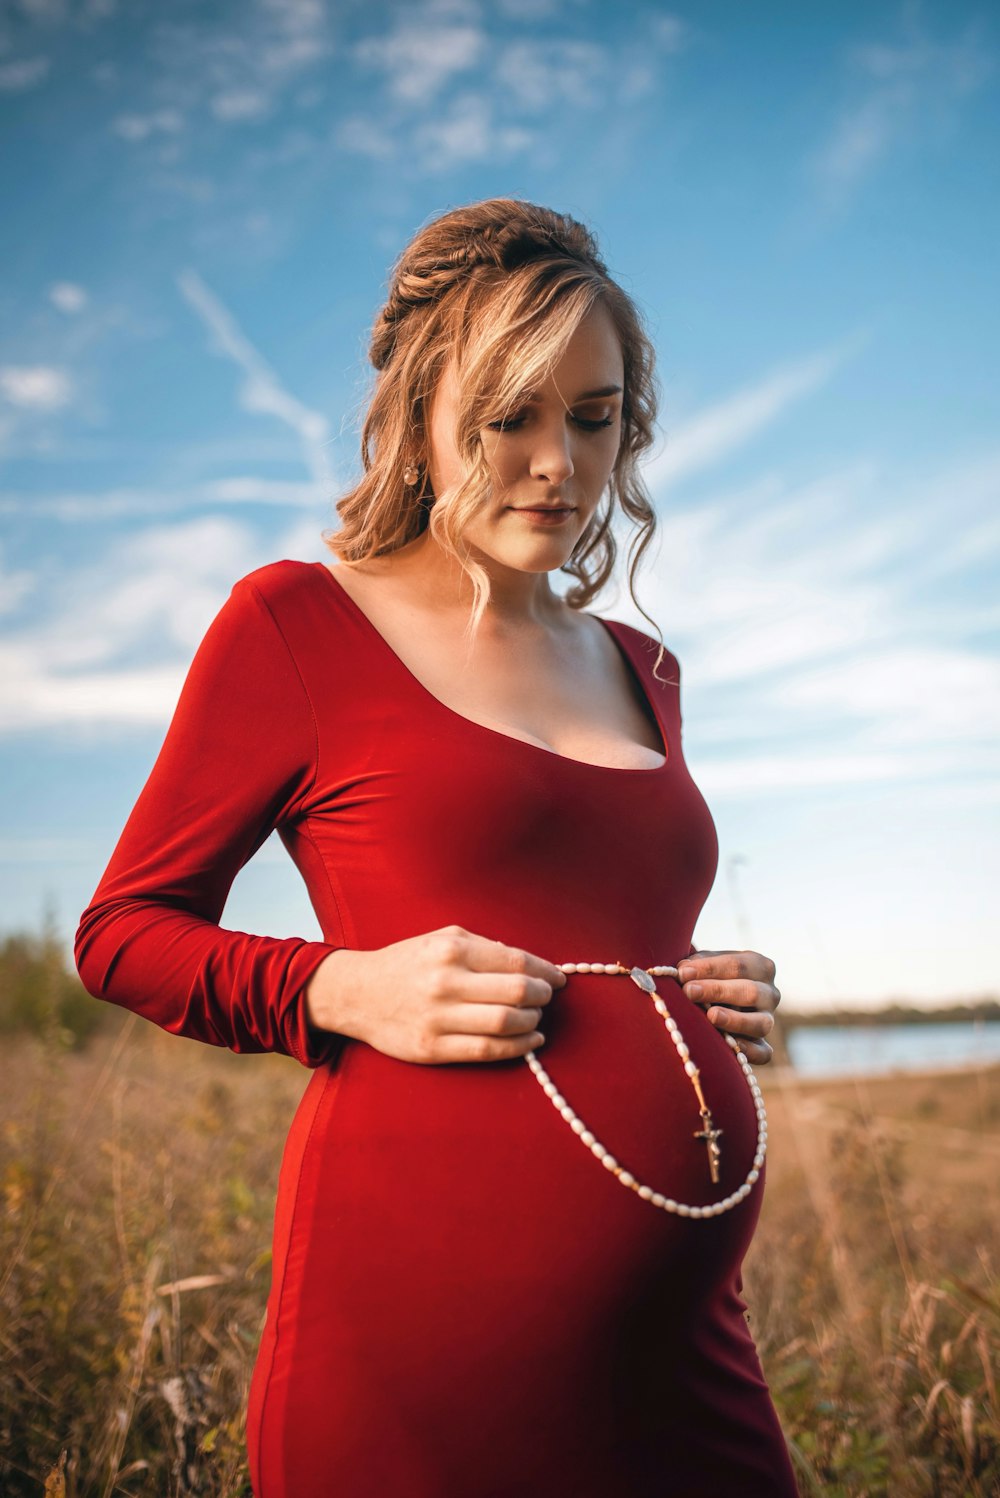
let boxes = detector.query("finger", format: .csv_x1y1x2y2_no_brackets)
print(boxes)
456,969,560,1009
430,1028,546,1065
442,1001,546,1038
728,1035,774,1066
704,1005,775,1040
676,949,777,985
467,932,568,990
685,979,779,1013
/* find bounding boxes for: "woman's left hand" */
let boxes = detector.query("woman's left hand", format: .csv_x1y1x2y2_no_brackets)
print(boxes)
675,949,780,1065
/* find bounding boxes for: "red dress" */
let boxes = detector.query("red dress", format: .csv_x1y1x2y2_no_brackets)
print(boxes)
75,559,799,1497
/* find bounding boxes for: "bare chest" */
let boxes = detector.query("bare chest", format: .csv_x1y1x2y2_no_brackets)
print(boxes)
323,565,665,771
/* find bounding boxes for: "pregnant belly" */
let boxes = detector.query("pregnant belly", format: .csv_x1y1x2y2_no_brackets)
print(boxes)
288,973,763,1313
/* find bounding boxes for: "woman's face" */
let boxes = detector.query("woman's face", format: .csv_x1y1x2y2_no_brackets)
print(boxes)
424,298,625,577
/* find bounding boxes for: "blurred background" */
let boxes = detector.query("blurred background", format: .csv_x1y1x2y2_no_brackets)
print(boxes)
1,3,998,1494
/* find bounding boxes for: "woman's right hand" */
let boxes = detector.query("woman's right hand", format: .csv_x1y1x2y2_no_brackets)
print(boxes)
304,924,568,1064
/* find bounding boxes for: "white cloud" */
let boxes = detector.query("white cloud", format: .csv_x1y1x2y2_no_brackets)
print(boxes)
338,3,685,177
48,281,89,314
811,14,995,207
211,89,271,122
495,39,605,111
0,547,35,615
650,15,687,53
354,19,484,106
645,333,866,490
334,115,396,160
0,476,332,520
0,55,50,90
605,430,1000,800
16,0,65,22
176,268,336,496
0,515,327,733
771,645,1000,748
412,92,534,172
112,108,184,142
0,365,74,410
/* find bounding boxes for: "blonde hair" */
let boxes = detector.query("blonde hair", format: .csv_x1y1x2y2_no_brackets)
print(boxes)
321,197,667,675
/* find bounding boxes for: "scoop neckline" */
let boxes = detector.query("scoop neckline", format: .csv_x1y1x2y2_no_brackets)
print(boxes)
311,560,670,777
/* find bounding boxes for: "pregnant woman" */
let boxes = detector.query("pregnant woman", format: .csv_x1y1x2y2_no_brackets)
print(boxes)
75,198,798,1496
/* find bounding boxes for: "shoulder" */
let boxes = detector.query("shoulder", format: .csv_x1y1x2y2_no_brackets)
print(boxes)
231,558,318,612
586,612,682,689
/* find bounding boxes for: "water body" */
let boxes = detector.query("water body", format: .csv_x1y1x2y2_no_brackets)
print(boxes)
784,1020,1000,1078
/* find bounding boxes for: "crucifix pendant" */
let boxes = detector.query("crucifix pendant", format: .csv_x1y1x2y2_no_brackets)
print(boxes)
627,967,725,1186
694,1109,724,1184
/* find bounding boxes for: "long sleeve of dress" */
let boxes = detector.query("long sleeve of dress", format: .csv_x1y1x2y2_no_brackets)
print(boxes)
74,575,343,1069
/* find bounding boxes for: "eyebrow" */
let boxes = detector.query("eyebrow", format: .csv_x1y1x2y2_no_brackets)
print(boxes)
524,384,623,403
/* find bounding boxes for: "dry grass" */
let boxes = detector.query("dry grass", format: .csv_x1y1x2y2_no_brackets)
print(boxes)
1,1019,998,1496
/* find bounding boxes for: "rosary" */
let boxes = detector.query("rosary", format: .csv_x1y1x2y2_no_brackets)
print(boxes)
525,961,768,1220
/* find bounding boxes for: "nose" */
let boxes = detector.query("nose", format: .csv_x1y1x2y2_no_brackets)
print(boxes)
529,417,575,486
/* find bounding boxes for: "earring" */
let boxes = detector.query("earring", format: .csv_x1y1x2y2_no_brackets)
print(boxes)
403,462,420,486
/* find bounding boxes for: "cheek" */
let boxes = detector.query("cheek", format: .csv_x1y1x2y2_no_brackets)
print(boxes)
480,436,524,481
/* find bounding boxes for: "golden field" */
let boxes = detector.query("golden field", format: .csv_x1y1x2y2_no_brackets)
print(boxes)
1,1006,997,1497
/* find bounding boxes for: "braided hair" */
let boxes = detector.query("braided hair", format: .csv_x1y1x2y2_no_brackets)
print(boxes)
322,197,665,670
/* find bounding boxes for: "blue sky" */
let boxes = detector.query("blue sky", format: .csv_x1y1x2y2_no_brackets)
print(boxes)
1,0,997,1010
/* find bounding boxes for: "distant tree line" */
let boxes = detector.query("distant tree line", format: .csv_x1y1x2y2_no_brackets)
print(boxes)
780,999,1000,1031
0,917,121,1050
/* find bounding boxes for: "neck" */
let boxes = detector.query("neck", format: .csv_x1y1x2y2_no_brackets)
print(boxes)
384,527,569,631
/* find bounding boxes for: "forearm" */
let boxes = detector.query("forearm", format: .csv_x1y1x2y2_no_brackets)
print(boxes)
75,898,343,1068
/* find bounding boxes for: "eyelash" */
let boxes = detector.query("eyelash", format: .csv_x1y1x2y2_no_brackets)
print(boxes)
486,415,615,433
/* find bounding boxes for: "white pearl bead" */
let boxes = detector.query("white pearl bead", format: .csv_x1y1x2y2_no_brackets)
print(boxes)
526,954,768,1222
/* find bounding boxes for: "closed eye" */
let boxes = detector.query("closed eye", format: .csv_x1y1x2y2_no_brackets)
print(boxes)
486,414,615,433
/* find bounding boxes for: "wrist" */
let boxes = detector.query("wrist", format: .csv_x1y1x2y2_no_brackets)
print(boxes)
305,948,367,1043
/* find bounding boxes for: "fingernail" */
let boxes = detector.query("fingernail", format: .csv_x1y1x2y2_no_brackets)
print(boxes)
685,982,703,999
677,964,695,983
